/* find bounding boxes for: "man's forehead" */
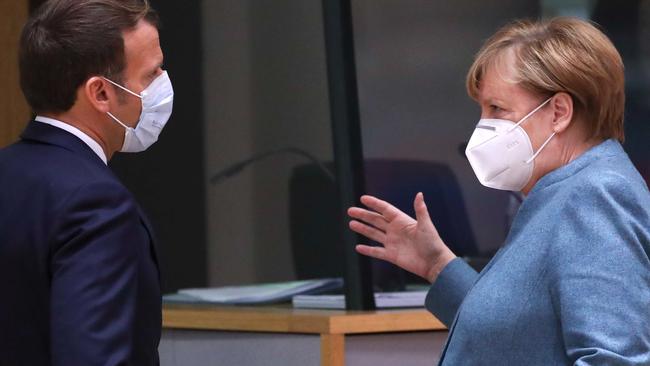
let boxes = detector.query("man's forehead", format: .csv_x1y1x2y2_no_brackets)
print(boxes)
123,20,162,69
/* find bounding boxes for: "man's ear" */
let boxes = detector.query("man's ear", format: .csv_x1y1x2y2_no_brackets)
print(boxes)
83,76,111,113
550,92,573,134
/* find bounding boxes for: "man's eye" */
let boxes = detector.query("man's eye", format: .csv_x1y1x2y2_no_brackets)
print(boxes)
490,104,504,112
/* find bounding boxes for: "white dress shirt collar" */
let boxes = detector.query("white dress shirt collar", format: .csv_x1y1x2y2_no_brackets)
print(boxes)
34,115,108,165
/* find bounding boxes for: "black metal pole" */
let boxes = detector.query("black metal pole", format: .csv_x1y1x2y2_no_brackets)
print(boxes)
321,0,375,310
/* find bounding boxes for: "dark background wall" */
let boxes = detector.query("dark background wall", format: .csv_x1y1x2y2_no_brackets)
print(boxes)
108,0,207,293
203,0,334,286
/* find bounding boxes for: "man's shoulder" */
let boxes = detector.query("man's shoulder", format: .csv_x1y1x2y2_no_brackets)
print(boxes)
0,138,126,201
2,138,110,177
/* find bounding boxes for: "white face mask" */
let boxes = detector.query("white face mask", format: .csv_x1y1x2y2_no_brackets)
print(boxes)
103,71,174,153
465,97,554,191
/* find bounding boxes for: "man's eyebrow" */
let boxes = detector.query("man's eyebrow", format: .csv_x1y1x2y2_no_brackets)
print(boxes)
149,57,164,73
148,61,163,76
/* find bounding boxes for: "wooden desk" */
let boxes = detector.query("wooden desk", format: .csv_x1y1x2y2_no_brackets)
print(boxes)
162,303,447,366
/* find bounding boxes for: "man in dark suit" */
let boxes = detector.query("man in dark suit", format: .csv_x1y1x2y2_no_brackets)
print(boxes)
0,0,172,364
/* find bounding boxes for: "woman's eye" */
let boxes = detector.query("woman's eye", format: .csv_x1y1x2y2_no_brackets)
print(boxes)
490,104,504,112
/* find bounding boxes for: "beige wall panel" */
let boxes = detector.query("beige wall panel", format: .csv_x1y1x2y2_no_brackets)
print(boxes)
0,0,30,148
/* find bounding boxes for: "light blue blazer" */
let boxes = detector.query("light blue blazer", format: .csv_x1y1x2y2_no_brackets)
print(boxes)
426,139,650,365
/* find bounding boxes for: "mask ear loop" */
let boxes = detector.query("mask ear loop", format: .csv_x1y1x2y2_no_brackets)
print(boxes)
525,131,556,164
507,97,553,133
102,77,142,131
511,96,555,164
106,111,134,131
102,77,143,99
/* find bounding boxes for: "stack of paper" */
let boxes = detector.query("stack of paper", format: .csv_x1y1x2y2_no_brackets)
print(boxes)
292,290,427,309
164,278,343,305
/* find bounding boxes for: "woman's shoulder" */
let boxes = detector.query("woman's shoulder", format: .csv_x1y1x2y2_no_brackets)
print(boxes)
540,150,650,256
566,151,648,205
524,146,649,239
527,139,644,204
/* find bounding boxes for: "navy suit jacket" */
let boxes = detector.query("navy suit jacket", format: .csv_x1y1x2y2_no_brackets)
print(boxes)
0,121,161,365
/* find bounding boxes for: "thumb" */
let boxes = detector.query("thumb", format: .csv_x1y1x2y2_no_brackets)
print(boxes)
413,192,431,223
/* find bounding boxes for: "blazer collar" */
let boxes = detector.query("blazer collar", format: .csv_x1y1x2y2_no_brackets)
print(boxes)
20,120,107,167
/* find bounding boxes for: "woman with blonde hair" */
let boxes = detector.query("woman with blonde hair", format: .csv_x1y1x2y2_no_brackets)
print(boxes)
349,17,650,365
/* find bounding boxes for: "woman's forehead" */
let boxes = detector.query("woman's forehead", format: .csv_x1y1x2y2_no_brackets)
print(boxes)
478,49,524,103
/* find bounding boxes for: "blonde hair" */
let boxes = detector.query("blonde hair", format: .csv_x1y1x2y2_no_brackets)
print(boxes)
467,17,625,142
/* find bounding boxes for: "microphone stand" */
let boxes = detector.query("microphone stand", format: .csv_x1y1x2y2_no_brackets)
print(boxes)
209,147,335,185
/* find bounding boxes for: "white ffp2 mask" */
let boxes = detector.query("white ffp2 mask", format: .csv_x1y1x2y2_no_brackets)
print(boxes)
465,97,554,191
103,71,174,153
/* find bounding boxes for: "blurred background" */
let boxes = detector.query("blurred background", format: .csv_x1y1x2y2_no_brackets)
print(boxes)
1,0,648,293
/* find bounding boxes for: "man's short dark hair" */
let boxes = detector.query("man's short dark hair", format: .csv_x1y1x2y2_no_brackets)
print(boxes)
19,0,159,114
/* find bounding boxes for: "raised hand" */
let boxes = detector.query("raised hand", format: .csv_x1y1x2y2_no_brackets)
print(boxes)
347,193,456,283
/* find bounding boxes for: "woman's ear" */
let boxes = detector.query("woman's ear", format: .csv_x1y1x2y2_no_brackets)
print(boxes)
83,76,111,113
550,92,573,134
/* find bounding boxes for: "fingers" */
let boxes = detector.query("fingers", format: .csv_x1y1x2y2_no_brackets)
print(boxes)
413,192,431,223
349,220,386,243
360,195,402,220
355,244,389,262
413,192,440,236
347,207,388,231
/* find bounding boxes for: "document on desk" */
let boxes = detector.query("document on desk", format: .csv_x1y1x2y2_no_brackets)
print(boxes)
292,290,428,309
170,278,343,305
